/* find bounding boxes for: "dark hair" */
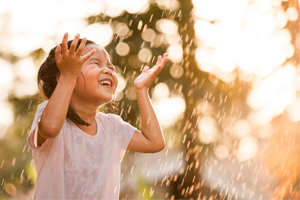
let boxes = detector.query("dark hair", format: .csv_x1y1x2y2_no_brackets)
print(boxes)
37,39,96,126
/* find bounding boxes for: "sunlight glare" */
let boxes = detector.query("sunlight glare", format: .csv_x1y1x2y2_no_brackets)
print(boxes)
214,144,229,160
153,96,186,127
152,83,170,100
156,0,180,11
233,120,251,138
0,101,14,138
156,19,178,35
236,136,258,162
287,97,300,122
116,73,127,92
167,44,183,64
0,59,14,98
197,116,219,144
286,7,299,21
81,23,113,46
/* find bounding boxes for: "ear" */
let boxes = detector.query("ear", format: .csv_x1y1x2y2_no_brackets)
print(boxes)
56,74,60,82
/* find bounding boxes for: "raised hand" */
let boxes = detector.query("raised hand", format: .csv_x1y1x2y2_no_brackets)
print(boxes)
134,53,168,90
55,33,96,79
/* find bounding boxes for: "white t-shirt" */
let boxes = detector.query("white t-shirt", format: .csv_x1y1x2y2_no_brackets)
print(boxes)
27,101,136,199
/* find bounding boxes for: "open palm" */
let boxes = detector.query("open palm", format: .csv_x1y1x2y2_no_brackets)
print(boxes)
134,53,168,90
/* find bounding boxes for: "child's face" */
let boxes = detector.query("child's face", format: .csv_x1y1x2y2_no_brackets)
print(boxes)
72,44,118,106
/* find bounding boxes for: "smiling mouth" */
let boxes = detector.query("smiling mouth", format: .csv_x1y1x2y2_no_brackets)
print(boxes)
99,80,112,87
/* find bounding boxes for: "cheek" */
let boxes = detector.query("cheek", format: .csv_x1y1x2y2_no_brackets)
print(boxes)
114,77,119,91
76,72,98,91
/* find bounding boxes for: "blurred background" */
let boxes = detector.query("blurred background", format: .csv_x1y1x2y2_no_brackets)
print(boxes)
0,0,299,199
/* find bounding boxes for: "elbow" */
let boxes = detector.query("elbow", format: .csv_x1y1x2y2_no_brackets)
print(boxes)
38,122,60,139
152,142,165,153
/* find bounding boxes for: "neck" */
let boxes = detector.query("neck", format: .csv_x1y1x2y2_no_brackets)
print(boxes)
69,100,98,126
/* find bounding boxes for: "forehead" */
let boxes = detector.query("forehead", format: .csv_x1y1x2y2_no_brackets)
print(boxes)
82,44,110,61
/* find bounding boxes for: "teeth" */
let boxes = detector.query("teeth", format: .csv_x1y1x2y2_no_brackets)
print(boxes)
100,80,112,87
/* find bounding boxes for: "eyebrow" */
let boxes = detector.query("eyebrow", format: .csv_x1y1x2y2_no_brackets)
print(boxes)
89,58,102,63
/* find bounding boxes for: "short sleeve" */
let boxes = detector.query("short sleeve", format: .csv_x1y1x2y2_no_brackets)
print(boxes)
110,114,136,160
27,100,53,151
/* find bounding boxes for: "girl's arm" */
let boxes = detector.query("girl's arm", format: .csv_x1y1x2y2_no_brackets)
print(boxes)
37,33,95,146
127,54,168,153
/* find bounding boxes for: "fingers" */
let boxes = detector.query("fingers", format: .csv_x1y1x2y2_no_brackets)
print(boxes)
69,34,80,53
152,53,168,75
55,45,62,62
81,48,96,62
161,53,168,66
156,55,162,65
142,66,149,73
76,37,86,56
163,53,168,60
61,32,68,55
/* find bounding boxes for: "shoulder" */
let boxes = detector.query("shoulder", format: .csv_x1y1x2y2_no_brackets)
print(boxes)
35,100,48,113
96,112,122,122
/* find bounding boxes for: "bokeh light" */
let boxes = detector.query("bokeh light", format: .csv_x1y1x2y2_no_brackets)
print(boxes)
116,43,130,56
82,23,114,46
0,0,299,199
138,48,152,63
197,116,219,144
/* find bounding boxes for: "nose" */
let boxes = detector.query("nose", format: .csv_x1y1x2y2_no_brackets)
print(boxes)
103,67,112,75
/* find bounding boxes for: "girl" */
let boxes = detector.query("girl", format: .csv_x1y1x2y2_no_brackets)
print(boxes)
27,32,168,199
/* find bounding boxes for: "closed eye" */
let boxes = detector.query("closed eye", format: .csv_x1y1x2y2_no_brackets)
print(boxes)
108,63,115,71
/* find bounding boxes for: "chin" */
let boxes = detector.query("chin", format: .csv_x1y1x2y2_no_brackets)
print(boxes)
98,95,114,105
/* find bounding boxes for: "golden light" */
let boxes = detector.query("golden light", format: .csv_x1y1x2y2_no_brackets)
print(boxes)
192,0,219,21
125,87,137,100
104,4,124,17
13,58,39,98
116,43,130,56
275,10,289,28
104,0,149,15
257,124,274,139
153,34,167,47
152,83,170,100
115,23,130,38
197,116,219,144
0,101,14,138
156,0,180,11
233,120,251,138
116,73,127,93
0,59,14,100
113,92,124,102
153,96,186,128
236,136,258,162
156,19,178,35
194,20,216,47
165,32,182,44
286,7,299,21
170,63,184,79
247,65,297,110
248,109,274,126
214,144,230,160
195,47,215,73
82,23,114,47
167,44,183,64
287,98,300,122
138,48,152,63
141,28,156,42
196,100,216,116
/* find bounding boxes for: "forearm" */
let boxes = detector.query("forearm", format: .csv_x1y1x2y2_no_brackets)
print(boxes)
39,75,77,138
135,88,165,148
